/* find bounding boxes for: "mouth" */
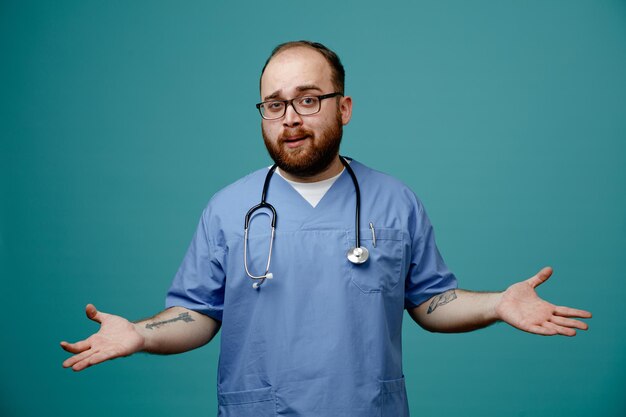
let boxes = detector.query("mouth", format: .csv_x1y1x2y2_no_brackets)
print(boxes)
282,135,310,149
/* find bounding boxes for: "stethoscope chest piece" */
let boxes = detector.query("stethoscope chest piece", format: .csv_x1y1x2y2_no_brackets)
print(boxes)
347,246,369,264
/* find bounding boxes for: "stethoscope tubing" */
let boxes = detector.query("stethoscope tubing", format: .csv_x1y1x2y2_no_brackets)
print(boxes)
243,156,366,287
339,156,361,250
244,165,278,230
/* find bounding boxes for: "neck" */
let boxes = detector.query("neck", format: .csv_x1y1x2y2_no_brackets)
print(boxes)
278,155,344,183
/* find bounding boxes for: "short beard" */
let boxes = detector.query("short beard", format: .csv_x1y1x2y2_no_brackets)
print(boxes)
262,110,343,178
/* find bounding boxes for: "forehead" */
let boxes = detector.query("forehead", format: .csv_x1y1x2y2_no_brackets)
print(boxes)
261,47,334,98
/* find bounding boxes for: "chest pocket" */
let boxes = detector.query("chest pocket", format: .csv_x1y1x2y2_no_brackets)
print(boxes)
347,227,404,293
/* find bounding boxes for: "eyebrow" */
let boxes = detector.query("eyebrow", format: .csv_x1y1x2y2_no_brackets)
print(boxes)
263,84,323,101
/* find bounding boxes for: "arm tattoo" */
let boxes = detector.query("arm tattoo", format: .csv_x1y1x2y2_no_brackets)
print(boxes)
427,290,457,314
145,312,195,330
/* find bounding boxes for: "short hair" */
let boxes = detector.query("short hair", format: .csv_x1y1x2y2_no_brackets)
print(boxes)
260,40,345,94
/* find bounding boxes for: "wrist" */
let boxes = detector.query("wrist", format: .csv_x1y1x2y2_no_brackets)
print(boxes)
489,291,504,322
133,322,150,352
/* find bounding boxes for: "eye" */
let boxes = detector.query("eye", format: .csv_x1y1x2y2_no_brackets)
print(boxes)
265,101,285,112
297,96,317,107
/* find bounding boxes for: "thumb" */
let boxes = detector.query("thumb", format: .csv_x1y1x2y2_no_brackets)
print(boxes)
525,266,553,289
85,303,102,323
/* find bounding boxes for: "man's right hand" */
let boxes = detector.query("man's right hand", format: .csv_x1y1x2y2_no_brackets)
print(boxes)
61,304,144,372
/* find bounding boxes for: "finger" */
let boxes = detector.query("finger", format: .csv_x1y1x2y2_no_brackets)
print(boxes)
60,340,91,354
525,266,553,289
555,306,592,319
527,324,558,336
63,348,99,369
549,316,589,331
72,350,117,371
544,321,576,337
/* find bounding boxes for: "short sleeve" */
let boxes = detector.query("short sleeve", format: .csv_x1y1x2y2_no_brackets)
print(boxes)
165,207,226,321
404,197,458,309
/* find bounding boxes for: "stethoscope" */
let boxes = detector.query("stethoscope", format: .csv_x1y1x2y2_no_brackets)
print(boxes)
244,155,369,288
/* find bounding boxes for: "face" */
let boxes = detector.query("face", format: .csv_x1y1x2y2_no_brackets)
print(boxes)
260,47,352,179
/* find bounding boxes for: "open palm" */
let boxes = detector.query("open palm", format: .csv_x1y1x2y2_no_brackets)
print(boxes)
496,267,591,336
61,304,144,371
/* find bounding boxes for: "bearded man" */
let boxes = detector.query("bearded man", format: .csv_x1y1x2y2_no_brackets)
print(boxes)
62,41,591,417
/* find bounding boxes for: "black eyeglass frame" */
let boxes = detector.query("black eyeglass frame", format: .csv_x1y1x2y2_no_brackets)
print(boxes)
255,92,343,120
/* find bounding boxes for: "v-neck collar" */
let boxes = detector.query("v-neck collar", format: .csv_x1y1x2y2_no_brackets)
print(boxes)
277,168,344,208
270,166,349,211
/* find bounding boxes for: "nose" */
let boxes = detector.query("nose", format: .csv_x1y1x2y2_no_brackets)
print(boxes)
282,102,302,127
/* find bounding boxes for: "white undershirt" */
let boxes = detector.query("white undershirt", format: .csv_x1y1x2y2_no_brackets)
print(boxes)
276,168,344,208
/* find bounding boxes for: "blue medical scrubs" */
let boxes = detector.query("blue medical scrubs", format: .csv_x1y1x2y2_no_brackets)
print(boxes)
166,160,457,417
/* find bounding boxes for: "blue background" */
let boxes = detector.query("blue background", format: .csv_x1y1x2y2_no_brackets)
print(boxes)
1,1,625,416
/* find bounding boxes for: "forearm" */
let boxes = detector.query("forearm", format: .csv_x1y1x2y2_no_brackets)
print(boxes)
409,289,503,333
135,307,220,354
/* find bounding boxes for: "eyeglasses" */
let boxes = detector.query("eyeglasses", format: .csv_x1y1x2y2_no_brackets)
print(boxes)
256,92,343,120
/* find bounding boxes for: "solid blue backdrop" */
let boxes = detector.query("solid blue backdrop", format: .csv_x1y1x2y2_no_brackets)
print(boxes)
1,1,624,416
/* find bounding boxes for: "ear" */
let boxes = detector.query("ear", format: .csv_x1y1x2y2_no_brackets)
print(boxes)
339,95,353,125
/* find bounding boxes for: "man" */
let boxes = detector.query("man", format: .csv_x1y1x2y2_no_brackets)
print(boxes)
61,41,591,416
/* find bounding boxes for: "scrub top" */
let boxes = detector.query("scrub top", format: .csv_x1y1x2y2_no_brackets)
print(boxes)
166,160,457,417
